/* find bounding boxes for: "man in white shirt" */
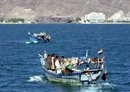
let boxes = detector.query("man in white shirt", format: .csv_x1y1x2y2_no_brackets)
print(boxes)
55,56,62,74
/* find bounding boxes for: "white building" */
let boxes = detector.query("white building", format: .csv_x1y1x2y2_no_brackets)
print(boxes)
118,17,130,22
86,12,106,23
78,16,90,24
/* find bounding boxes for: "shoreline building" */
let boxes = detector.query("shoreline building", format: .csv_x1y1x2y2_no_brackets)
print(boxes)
118,17,130,22
86,12,106,23
79,12,106,24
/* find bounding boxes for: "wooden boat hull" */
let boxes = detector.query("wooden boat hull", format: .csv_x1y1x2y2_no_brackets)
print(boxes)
28,36,49,44
44,69,82,85
27,32,50,44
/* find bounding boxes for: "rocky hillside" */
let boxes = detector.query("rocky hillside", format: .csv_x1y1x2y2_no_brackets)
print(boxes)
0,0,130,23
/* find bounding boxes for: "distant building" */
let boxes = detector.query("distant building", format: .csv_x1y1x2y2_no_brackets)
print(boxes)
79,12,106,24
118,17,130,22
78,16,90,24
86,12,106,23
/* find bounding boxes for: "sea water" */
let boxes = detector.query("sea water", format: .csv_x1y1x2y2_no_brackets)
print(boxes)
0,24,130,92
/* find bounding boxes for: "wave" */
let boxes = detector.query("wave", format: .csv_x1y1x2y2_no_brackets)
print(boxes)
27,75,46,83
123,82,130,85
109,63,130,68
99,82,116,87
79,82,116,92
108,71,127,75
106,42,130,45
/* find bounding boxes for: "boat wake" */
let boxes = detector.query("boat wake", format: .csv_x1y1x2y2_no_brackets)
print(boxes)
79,82,116,92
27,75,46,83
10,40,31,44
10,39,38,44
99,82,116,88
25,41,38,44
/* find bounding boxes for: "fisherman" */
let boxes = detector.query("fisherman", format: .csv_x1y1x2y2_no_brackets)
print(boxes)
46,54,51,70
71,57,79,68
78,58,90,71
50,53,56,71
60,56,65,66
65,59,75,74
61,58,67,75
97,48,105,69
43,51,47,60
98,56,104,69
65,64,74,74
55,56,62,74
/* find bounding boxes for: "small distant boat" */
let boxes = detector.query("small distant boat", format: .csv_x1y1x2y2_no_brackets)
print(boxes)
39,50,107,85
26,32,51,44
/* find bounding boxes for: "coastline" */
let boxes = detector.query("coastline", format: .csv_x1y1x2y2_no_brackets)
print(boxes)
0,22,130,24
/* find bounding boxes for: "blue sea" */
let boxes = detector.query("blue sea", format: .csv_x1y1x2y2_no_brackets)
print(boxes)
0,24,130,92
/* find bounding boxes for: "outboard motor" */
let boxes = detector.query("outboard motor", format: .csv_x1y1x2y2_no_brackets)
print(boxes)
101,71,107,81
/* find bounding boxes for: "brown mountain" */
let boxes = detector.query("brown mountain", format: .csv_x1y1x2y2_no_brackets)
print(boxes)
0,0,130,23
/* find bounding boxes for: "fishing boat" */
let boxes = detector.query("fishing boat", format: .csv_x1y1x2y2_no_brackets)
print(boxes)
26,32,51,44
38,50,107,85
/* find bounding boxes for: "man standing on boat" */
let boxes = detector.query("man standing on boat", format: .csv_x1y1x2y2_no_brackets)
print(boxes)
51,53,56,71
43,51,47,59
55,56,62,74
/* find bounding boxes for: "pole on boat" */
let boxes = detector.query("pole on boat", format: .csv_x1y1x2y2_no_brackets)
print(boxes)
86,49,88,59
